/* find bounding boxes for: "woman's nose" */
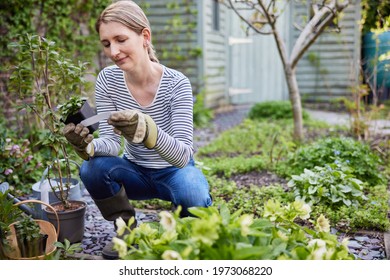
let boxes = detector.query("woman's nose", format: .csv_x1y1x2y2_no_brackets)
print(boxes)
110,44,120,58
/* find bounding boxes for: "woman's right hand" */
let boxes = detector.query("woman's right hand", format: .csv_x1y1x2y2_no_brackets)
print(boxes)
63,123,94,159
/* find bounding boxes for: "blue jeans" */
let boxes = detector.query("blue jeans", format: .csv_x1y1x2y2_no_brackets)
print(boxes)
80,156,212,216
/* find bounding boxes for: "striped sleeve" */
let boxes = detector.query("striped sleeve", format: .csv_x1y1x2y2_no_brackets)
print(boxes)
153,76,194,168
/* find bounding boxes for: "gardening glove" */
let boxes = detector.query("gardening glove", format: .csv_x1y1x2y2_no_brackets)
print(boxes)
108,109,157,149
63,123,94,160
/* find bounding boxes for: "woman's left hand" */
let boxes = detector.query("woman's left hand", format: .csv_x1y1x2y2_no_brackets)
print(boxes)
108,109,157,149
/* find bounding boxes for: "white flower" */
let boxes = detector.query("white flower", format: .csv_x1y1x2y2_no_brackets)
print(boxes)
159,211,176,232
162,250,182,260
299,203,311,220
115,217,127,236
276,230,288,241
308,239,327,260
112,237,128,259
315,214,330,233
239,214,253,236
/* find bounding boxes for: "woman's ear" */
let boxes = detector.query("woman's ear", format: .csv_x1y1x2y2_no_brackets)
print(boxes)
142,28,151,47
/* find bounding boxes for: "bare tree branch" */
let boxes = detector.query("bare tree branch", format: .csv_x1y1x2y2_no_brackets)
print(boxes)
225,0,273,35
290,0,349,68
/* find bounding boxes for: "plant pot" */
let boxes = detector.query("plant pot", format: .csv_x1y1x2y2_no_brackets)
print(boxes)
30,159,83,220
44,200,86,243
16,232,48,258
64,100,98,133
5,200,59,260
31,178,82,219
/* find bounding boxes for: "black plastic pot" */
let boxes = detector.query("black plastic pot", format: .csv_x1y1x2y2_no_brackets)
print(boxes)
44,200,87,243
64,100,98,133
16,233,48,258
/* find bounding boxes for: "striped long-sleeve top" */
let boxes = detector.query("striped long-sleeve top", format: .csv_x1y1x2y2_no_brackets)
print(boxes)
91,64,194,169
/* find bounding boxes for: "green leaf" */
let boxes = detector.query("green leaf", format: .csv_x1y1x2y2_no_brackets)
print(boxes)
234,246,273,260
220,204,230,225
308,186,317,194
339,185,352,193
342,199,352,206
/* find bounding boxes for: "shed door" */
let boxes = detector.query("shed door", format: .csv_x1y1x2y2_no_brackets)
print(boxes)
228,37,254,104
227,10,288,105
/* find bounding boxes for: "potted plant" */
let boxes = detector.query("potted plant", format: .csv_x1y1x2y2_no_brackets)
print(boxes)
13,214,48,258
9,34,89,243
58,95,98,133
0,190,58,259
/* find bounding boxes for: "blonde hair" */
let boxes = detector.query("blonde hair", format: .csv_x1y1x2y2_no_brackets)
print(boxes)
96,0,159,63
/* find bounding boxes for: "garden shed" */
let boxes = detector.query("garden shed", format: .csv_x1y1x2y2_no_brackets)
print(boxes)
143,0,362,108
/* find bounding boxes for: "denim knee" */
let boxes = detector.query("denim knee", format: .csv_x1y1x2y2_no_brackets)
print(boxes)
167,165,212,216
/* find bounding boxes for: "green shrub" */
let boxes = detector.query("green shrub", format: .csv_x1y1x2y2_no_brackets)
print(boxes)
0,124,43,195
278,137,386,186
193,91,213,128
248,101,310,121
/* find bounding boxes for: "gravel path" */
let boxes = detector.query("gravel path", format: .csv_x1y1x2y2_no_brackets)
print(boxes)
78,105,388,260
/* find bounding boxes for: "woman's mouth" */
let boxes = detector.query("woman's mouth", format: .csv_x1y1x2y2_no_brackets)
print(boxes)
115,57,127,64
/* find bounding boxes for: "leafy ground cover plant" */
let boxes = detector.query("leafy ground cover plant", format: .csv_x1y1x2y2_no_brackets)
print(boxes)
278,137,386,186
197,119,295,173
51,239,83,260
207,175,293,217
313,184,390,231
113,202,354,260
288,163,368,208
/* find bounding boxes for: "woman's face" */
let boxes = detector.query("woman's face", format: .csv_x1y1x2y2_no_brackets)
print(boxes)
99,21,149,71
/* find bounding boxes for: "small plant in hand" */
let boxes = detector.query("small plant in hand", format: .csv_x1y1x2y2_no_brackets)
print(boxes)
9,34,89,210
58,96,88,122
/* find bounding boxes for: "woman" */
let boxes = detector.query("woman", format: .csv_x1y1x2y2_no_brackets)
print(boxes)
63,0,212,259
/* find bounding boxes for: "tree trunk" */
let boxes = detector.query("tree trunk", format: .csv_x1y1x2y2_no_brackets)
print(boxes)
285,65,303,141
